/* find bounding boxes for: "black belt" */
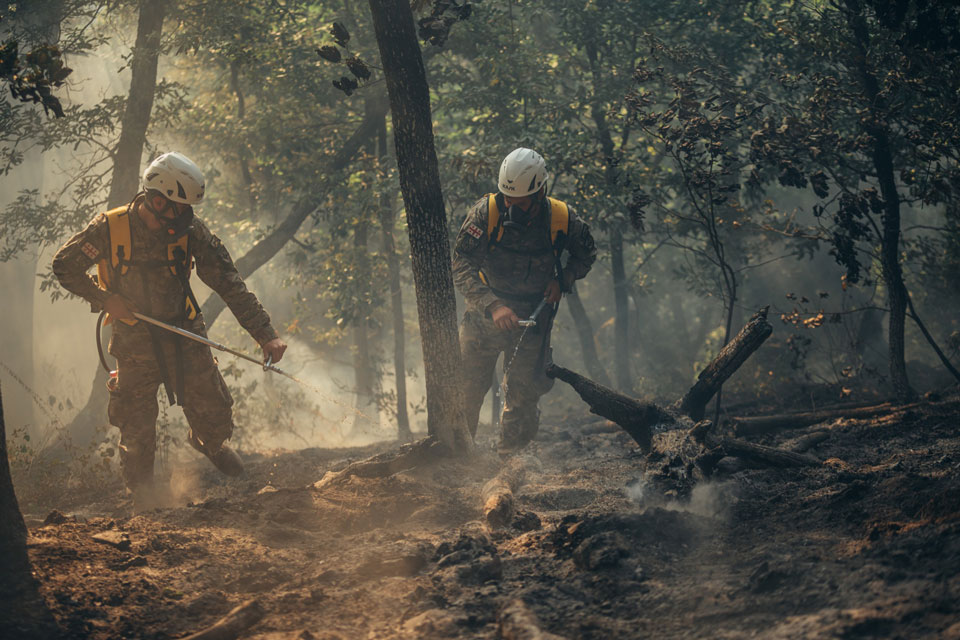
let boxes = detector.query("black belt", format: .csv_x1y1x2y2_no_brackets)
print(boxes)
487,285,544,303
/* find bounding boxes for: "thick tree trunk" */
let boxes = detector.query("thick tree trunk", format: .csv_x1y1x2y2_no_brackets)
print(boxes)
0,384,59,639
377,114,412,440
0,384,27,573
367,0,472,455
679,307,772,421
565,287,612,388
57,0,167,454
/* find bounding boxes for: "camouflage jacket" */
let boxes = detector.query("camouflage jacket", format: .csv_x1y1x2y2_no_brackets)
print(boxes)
52,197,279,352
452,195,597,316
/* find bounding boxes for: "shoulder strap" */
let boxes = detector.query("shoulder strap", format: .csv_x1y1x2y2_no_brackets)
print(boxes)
104,204,133,274
546,197,570,256
486,193,505,246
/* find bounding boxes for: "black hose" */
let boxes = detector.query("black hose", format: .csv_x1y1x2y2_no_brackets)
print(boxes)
96,310,113,373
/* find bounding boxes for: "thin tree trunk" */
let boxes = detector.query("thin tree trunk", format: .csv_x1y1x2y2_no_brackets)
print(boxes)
352,217,378,430
610,226,632,391
565,287,612,387
376,115,412,440
845,0,915,401
367,0,472,455
57,0,167,453
585,40,632,393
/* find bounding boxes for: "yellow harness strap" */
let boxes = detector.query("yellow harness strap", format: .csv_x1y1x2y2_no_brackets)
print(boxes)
96,205,195,325
484,194,570,255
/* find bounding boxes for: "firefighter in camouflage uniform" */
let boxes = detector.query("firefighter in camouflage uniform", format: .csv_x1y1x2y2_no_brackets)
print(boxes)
453,148,597,454
53,152,287,499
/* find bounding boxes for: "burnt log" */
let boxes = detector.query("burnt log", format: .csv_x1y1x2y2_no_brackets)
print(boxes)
481,458,527,529
546,364,674,452
714,437,821,468
180,599,265,640
679,307,773,421
732,401,921,437
312,437,444,490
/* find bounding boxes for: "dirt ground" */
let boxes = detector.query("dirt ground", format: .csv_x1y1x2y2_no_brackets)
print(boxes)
14,390,960,639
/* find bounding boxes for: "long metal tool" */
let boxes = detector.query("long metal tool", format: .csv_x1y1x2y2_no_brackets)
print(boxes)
131,312,295,380
518,297,549,327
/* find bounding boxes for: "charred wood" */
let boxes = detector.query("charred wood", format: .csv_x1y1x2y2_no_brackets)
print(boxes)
732,401,922,437
679,307,773,421
546,364,674,452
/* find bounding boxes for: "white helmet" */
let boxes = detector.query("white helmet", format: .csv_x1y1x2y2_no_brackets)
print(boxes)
142,152,205,204
498,147,548,197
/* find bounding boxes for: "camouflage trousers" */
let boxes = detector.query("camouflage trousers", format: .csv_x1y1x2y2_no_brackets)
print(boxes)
107,327,234,490
459,309,555,452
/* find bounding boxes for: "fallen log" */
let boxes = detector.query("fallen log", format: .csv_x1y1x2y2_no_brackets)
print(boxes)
545,364,673,452
180,599,265,640
679,307,773,421
482,458,527,529
498,599,566,640
714,437,821,468
312,437,444,490
732,401,922,437
791,430,830,454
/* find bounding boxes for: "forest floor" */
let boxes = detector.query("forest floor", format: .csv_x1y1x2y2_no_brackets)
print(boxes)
14,387,960,639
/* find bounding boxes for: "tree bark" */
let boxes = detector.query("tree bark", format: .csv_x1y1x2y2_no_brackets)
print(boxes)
376,114,412,440
565,287,612,388
352,214,378,432
367,0,472,455
679,307,772,421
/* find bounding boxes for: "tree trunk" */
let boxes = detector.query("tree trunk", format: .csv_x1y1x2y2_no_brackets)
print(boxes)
610,227,633,392
0,384,59,639
352,217,378,431
585,40,632,393
845,0,915,401
0,384,27,575
367,0,472,455
57,0,167,454
376,113,412,440
565,287,612,388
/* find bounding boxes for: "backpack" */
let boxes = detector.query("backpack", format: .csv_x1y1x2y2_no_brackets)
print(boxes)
479,193,570,292
96,203,199,325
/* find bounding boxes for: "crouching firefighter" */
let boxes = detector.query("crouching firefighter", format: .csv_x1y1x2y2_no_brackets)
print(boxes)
453,148,597,455
53,152,287,499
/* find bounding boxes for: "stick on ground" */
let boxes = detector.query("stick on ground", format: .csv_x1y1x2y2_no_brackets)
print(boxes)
180,599,265,640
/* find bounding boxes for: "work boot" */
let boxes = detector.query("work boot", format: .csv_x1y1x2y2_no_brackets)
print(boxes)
188,430,244,477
